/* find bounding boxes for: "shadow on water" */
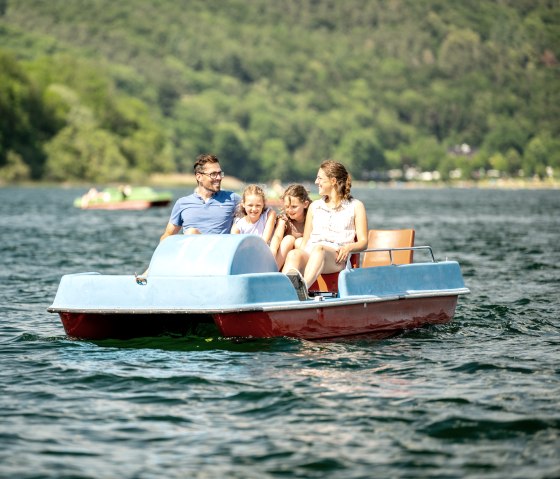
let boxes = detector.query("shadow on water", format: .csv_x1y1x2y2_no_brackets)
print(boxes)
90,331,304,353
90,329,421,352
14,327,301,353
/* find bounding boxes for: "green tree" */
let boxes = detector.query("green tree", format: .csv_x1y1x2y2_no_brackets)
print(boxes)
211,122,253,180
260,138,292,181
399,136,446,172
0,49,54,178
44,105,127,182
523,133,560,178
438,28,482,77
335,129,386,179
0,150,31,182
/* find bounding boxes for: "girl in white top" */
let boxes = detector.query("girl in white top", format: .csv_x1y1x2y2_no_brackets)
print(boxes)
231,184,277,243
282,161,368,291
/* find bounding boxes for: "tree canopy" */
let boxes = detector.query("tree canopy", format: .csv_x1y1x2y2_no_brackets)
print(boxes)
0,0,558,183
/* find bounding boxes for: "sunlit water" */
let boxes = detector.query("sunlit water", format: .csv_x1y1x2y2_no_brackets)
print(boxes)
1,186,559,478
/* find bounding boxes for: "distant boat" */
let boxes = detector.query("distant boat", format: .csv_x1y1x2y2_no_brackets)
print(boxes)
74,186,173,210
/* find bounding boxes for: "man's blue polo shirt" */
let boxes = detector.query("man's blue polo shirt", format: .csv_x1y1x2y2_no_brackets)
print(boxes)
169,189,241,234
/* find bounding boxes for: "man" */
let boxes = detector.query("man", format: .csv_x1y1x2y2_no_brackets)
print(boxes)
136,154,240,283
159,153,240,241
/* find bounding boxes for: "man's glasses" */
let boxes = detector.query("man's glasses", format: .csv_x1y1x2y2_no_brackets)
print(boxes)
200,171,225,179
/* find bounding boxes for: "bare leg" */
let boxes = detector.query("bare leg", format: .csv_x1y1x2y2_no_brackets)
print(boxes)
276,235,296,269
282,248,309,276
303,245,344,287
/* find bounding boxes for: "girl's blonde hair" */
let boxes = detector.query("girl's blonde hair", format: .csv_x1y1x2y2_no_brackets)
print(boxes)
237,184,267,217
319,160,352,201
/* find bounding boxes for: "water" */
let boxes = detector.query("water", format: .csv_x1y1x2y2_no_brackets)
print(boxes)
1,186,559,478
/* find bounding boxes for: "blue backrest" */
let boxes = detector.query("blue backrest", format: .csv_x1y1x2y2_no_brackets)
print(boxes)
338,261,467,298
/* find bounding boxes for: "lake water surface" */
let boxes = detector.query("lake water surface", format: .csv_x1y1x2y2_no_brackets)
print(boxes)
0,186,559,478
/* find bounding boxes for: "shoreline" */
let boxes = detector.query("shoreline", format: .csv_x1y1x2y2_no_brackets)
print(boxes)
355,178,560,190
1,176,558,190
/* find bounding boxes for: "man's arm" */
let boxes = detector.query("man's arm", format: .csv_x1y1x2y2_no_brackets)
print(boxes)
136,223,181,283
160,222,182,242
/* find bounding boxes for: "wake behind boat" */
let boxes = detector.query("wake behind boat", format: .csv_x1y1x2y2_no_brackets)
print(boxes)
48,234,469,340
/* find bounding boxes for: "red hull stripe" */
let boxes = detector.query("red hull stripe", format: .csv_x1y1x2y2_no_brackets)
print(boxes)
59,296,457,340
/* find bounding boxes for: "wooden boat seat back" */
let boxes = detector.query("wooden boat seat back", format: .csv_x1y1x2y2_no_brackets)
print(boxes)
309,228,415,295
362,229,415,267
148,234,279,277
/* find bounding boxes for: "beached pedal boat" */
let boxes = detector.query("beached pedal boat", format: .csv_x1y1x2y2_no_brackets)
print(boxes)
48,235,469,340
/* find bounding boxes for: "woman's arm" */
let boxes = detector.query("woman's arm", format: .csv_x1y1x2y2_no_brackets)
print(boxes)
262,209,277,244
299,202,315,251
352,200,368,251
335,200,368,263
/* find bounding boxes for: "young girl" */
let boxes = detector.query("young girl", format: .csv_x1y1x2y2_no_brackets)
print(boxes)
231,184,277,244
269,184,311,269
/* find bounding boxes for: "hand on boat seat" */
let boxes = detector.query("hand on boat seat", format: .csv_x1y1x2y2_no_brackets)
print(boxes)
134,273,147,285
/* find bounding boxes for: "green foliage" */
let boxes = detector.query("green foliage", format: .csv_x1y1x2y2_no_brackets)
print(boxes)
0,0,559,183
335,129,386,179
211,122,253,180
261,138,292,181
523,132,560,178
44,114,128,182
0,150,30,182
0,49,55,178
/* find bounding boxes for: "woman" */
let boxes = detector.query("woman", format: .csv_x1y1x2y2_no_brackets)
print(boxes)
282,160,368,299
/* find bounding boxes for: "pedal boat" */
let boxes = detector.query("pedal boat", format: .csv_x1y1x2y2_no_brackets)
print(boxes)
74,186,173,210
48,235,470,340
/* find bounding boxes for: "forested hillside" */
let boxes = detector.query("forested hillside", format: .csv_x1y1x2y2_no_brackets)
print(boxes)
0,0,558,183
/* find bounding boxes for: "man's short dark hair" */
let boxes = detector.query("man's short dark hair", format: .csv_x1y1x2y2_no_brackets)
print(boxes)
194,154,220,174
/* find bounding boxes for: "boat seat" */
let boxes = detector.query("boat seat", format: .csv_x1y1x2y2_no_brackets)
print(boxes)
362,229,415,267
308,229,415,295
308,253,359,294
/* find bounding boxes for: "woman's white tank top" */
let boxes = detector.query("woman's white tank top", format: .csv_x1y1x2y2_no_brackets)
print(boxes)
307,198,357,249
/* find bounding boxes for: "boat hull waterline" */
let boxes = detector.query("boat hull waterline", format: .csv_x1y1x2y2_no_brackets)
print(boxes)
57,295,457,340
